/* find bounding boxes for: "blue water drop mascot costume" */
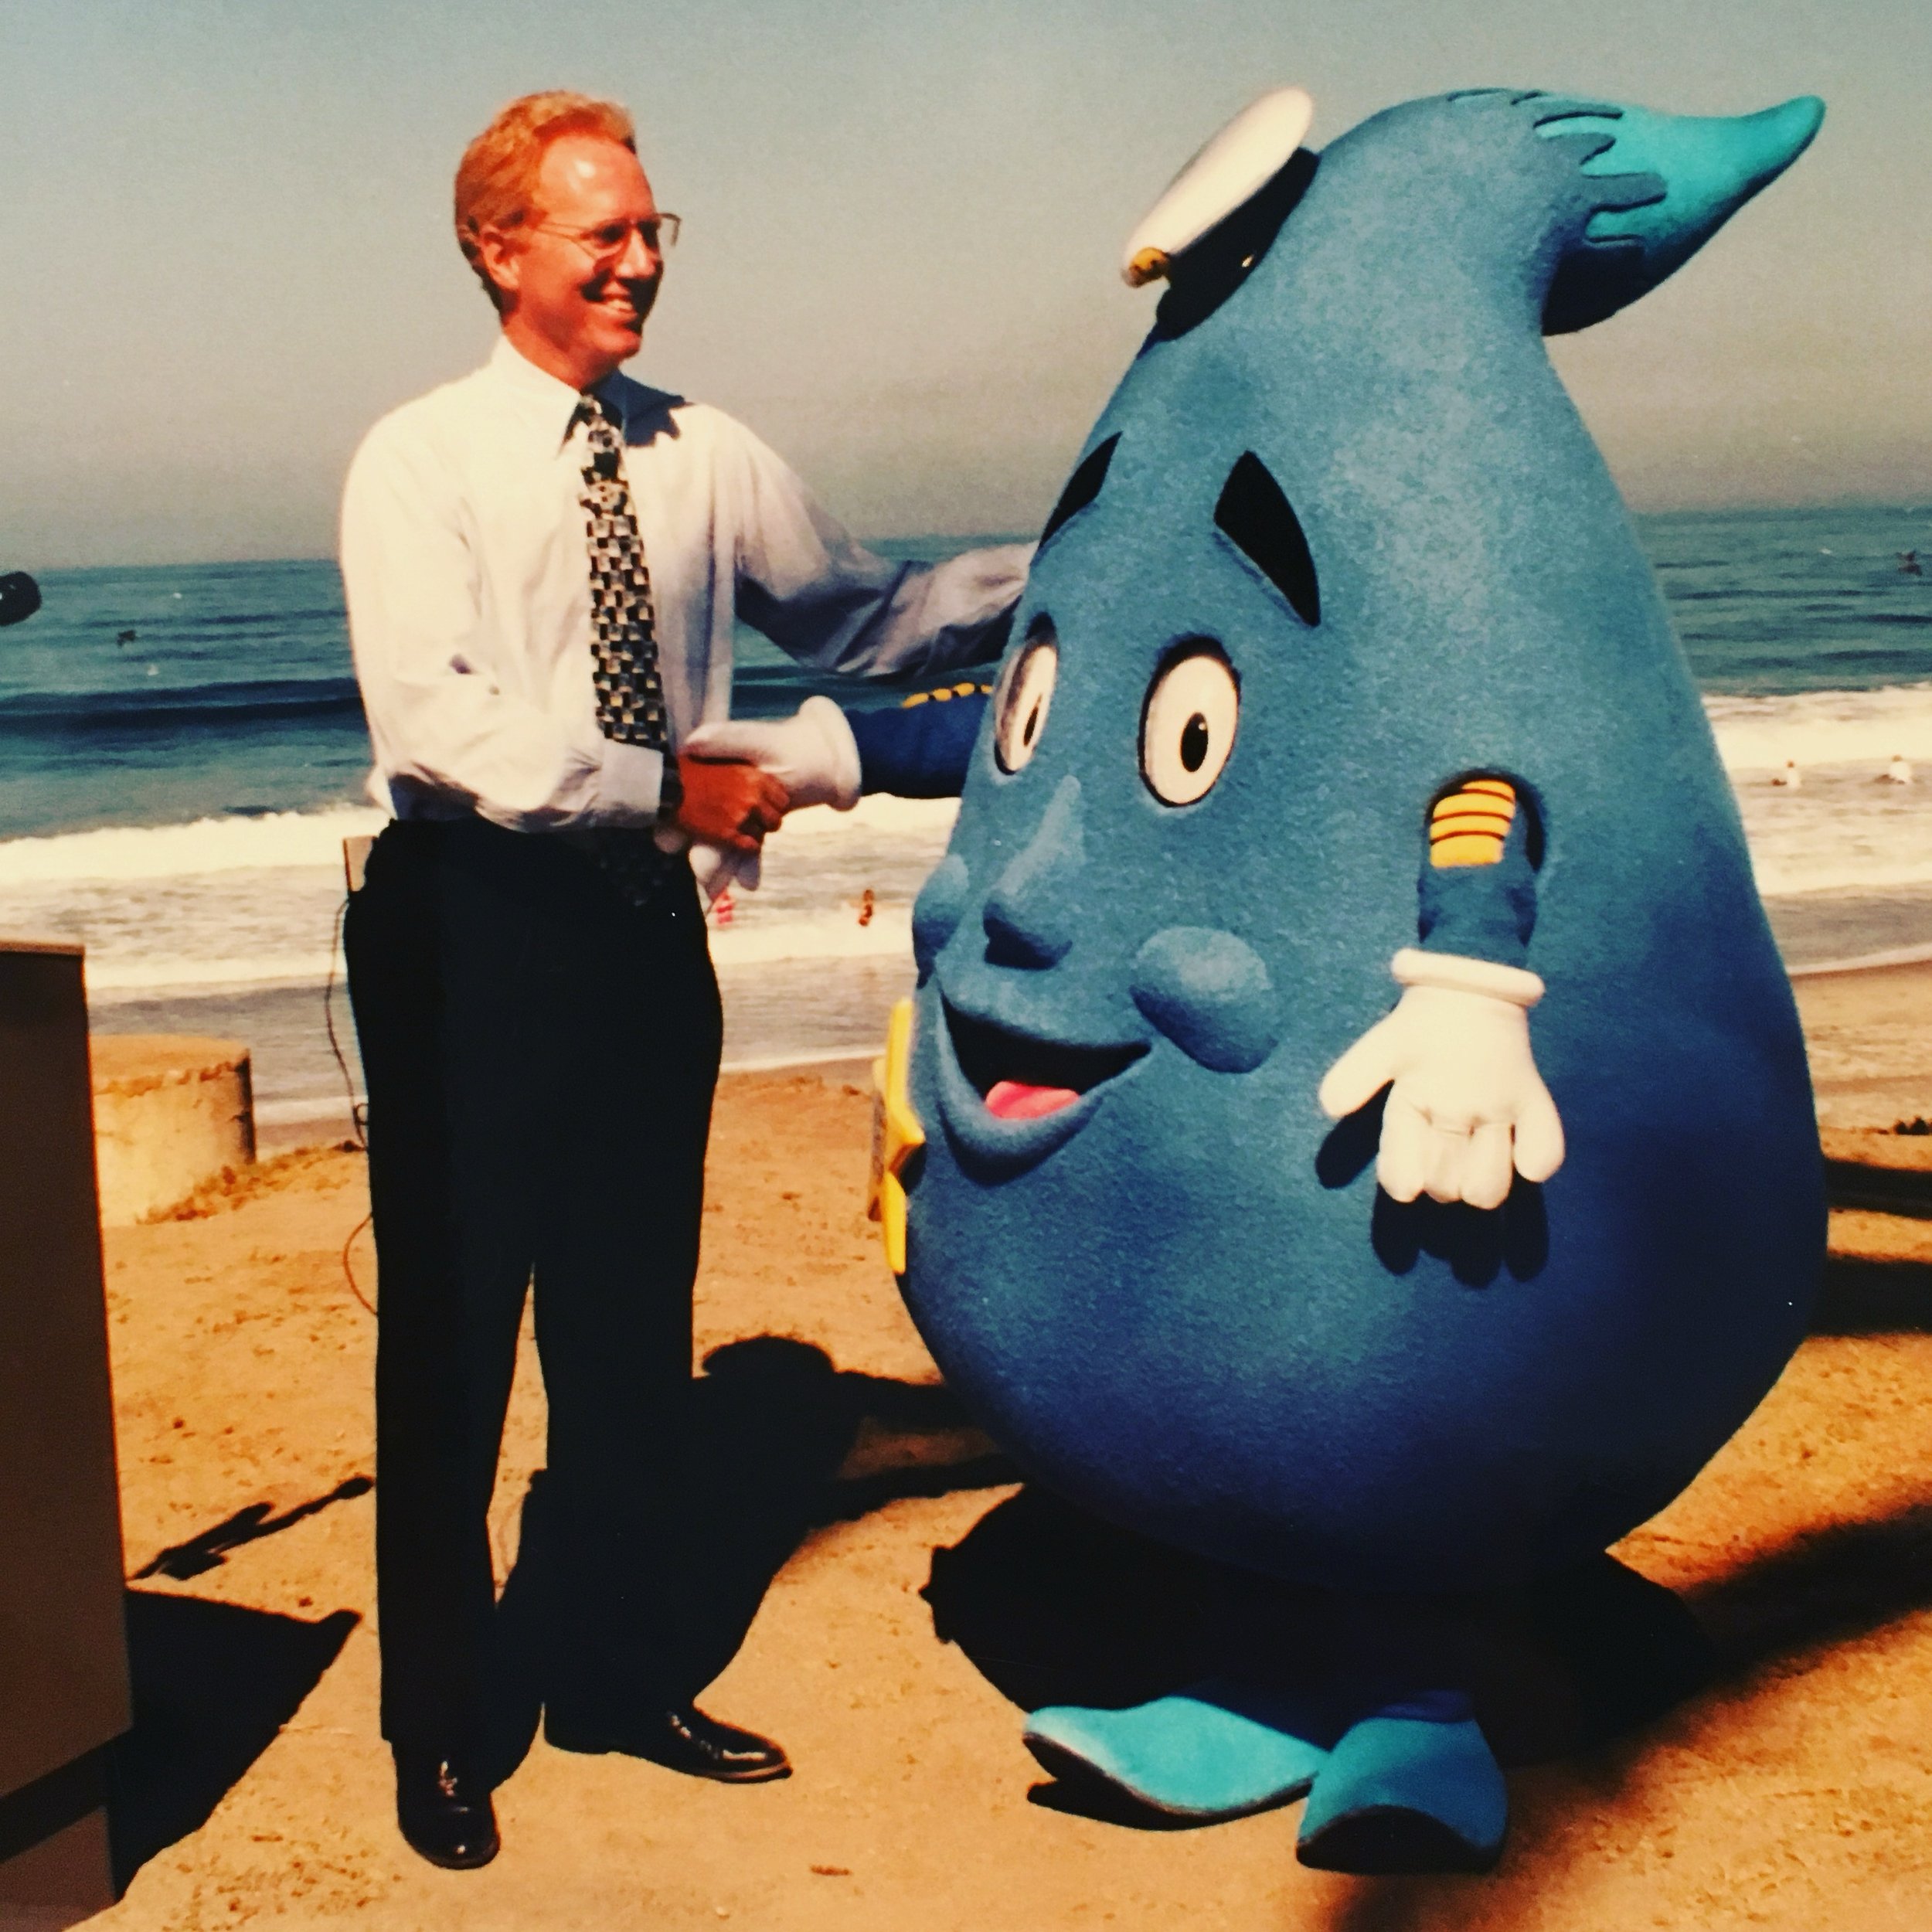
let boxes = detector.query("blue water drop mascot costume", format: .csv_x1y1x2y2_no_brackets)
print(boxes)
701,82,1826,1875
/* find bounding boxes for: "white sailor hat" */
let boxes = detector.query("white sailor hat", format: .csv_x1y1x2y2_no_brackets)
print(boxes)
1122,87,1315,287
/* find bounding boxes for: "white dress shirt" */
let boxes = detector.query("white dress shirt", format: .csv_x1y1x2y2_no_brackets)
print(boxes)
341,335,1031,829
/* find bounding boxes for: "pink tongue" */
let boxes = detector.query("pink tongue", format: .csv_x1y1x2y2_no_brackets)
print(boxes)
985,1080,1080,1121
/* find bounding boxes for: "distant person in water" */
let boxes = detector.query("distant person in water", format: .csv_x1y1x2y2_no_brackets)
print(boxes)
0,571,40,628
338,89,1028,1872
1883,754,1913,785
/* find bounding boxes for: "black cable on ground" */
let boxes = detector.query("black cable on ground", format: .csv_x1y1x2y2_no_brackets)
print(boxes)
323,894,368,1150
324,892,376,1315
340,1210,376,1318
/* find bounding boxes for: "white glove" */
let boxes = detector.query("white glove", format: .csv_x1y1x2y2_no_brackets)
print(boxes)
686,836,760,902
648,821,760,904
667,696,859,903
681,695,862,812
1317,948,1565,1211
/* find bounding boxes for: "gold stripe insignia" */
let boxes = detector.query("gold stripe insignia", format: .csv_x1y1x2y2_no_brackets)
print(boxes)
1429,778,1518,868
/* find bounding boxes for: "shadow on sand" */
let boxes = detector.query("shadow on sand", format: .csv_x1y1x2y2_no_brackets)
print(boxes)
921,1453,1932,1839
109,1589,358,1893
131,1476,373,1582
91,1294,1932,1912
921,1485,1714,1826
673,1333,1019,1691
1210,1496,1932,1929
483,1332,1019,1780
104,1338,1012,1887
907,1271,1932,1913
1811,1251,1932,1335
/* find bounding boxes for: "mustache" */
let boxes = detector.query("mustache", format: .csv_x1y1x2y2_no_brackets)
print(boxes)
586,269,658,298
585,279,658,321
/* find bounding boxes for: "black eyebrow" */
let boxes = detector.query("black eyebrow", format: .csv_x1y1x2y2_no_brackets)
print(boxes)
1037,434,1121,551
1213,451,1320,626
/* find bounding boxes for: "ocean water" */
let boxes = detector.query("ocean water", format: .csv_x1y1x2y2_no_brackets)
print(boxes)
4,509,1930,1132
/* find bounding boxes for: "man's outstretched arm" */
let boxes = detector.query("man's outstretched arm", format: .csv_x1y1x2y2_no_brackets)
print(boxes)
726,420,1030,682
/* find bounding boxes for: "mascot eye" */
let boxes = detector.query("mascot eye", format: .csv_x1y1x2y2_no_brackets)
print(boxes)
994,627,1059,774
1141,648,1239,805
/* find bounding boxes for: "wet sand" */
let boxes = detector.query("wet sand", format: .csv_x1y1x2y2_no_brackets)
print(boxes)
80,961,1932,1929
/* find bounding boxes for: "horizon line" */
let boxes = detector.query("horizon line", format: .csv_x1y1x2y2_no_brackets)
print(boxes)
20,498,1932,577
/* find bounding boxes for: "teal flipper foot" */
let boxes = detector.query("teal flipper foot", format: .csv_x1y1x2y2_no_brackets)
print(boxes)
1024,1681,1330,1823
1295,1692,1507,1874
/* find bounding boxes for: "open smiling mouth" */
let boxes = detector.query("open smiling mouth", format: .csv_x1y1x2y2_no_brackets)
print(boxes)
943,1001,1148,1121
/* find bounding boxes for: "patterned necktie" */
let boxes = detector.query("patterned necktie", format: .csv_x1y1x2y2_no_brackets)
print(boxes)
574,392,679,906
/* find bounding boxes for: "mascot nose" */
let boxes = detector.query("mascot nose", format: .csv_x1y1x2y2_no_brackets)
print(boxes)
982,776,1083,968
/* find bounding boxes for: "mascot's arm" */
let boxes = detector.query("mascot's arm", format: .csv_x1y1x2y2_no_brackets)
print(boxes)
687,685,991,809
843,685,989,798
1318,778,1564,1209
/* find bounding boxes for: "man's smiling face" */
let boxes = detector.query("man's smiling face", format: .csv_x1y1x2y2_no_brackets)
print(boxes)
491,133,665,389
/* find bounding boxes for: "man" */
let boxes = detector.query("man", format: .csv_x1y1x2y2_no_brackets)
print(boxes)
340,90,1027,1871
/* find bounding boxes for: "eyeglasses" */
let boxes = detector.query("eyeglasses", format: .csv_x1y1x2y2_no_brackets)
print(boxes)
529,213,681,269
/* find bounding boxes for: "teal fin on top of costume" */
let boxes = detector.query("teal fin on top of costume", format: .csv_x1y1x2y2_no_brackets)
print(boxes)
1536,94,1825,332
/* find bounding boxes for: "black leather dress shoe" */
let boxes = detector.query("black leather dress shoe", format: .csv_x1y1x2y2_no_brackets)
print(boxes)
394,1750,502,1869
545,1703,791,1782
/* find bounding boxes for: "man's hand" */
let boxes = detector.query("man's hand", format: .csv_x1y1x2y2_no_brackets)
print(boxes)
672,757,789,853
682,696,862,812
1318,948,1564,1210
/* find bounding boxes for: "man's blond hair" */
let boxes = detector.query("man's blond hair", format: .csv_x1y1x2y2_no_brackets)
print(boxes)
454,91,638,308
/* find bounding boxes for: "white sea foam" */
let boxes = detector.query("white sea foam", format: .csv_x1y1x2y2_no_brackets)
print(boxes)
765,794,957,843
15,692,1932,1004
0,804,387,886
0,793,954,1000
87,952,342,997
1707,682,1932,774
709,906,914,966
0,795,946,887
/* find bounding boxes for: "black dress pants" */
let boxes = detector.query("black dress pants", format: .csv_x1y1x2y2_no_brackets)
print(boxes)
345,818,723,1754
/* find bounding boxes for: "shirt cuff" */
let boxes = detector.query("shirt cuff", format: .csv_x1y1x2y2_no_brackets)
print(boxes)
597,740,666,823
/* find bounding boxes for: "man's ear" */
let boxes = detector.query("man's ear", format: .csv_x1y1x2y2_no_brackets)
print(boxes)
476,227,524,304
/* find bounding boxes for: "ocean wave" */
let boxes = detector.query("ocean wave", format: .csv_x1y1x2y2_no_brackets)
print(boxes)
1787,941,1932,979
1709,682,1932,772
85,951,344,998
0,804,387,886
1754,855,1932,897
710,906,913,967
78,907,921,1000
0,794,951,889
12,687,1932,990
0,675,363,732
769,794,958,842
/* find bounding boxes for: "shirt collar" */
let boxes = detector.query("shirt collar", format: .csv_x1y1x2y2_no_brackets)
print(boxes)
485,334,624,449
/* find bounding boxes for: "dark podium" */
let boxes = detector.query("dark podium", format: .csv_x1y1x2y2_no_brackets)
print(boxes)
0,943,131,1926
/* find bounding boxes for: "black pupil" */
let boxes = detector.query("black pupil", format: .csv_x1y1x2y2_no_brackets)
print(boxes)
1022,704,1039,747
1180,713,1209,772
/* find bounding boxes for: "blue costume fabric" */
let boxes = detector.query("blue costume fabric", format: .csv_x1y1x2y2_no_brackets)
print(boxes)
848,685,989,798
869,87,1827,1870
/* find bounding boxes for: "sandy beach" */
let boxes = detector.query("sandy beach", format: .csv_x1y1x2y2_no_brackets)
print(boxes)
71,958,1932,1930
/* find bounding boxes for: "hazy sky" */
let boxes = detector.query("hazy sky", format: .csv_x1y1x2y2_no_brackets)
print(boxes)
2,1,1926,567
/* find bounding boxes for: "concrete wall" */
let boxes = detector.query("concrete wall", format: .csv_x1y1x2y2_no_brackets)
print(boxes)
89,1036,254,1226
